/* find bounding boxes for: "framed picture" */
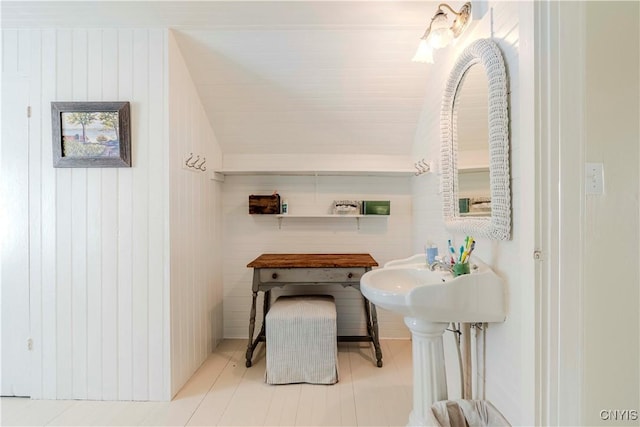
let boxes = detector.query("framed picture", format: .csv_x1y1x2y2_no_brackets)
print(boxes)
51,101,131,167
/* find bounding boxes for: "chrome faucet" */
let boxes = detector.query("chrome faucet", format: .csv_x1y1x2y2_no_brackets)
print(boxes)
429,260,453,272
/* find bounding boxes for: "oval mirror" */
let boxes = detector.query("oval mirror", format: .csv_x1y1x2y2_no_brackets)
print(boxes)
440,39,511,240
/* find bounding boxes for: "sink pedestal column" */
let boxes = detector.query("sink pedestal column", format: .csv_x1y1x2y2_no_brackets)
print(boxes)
404,318,449,427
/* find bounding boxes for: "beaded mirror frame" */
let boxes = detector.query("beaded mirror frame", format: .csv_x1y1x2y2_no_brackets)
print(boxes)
440,38,511,240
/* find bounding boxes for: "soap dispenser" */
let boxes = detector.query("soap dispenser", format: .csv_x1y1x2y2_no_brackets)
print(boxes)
425,244,438,264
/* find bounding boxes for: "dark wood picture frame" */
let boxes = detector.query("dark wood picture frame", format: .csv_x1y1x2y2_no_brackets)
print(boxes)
51,101,131,168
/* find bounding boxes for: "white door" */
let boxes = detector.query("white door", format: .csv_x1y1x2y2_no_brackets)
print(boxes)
1,74,32,397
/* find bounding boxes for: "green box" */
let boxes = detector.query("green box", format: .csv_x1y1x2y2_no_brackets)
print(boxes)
363,200,390,215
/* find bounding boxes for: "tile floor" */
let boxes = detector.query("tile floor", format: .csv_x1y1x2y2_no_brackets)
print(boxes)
1,339,413,426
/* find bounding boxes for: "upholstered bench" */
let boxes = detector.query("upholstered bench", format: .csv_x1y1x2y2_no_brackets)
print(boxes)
265,295,338,385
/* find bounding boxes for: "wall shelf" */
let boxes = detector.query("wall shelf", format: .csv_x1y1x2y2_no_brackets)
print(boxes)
273,214,389,229
213,154,416,179
214,169,414,178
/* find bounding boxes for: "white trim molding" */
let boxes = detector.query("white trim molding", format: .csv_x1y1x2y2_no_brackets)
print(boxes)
534,1,585,425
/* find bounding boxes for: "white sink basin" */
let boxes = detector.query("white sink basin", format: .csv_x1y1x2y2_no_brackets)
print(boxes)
360,254,507,426
360,257,506,323
360,267,446,317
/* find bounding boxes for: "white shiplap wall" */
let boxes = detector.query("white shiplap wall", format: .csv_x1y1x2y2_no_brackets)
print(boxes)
1,29,214,400
168,31,224,397
1,29,32,398
222,174,413,340
411,2,535,425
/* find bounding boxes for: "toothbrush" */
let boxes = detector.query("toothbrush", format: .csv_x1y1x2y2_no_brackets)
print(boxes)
448,240,456,264
462,240,476,263
461,237,474,262
467,240,476,258
465,236,473,252
459,245,465,263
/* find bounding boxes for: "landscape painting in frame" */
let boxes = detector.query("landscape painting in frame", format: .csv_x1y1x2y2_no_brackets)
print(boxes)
51,101,131,167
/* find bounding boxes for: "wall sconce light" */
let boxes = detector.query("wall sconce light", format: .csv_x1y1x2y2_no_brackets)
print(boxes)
412,2,472,63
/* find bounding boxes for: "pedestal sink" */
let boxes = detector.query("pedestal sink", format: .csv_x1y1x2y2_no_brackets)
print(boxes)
360,254,506,426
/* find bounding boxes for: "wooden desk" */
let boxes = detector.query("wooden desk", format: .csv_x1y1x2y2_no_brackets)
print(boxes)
245,253,383,368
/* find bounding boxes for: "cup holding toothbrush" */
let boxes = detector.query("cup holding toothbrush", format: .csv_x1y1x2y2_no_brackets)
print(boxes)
452,262,470,277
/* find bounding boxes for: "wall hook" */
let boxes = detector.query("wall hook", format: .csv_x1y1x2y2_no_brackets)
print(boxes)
414,158,431,176
183,152,208,172
419,159,431,174
188,155,200,168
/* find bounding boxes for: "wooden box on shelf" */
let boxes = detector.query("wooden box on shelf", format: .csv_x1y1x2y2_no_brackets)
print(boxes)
249,194,281,214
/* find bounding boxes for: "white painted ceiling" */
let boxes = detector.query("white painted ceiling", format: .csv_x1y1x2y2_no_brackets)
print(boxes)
3,1,440,156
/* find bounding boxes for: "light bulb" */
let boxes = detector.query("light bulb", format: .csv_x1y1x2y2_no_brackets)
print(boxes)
412,39,434,63
428,28,454,49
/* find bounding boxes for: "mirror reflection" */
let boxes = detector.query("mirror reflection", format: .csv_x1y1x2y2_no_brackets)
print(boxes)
454,65,490,217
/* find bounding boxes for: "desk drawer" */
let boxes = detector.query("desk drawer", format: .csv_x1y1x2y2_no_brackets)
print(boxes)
259,268,364,284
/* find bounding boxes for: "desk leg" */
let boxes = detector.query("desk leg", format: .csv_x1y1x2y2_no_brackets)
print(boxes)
363,297,383,367
263,290,271,323
370,303,383,367
246,291,258,367
256,290,270,345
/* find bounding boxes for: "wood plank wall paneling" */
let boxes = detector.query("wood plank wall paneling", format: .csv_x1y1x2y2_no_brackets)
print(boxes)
28,29,44,400
116,29,134,402
100,28,120,402
55,27,74,401
222,175,413,340
131,28,151,401
0,29,31,398
168,31,223,398
149,28,170,401
41,28,59,400
0,28,202,401
70,28,89,401
410,2,529,424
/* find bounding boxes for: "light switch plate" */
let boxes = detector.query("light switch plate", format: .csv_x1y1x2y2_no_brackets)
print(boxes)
585,163,604,195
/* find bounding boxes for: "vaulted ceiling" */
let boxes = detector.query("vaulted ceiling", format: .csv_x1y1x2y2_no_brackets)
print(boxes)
3,1,438,156
169,2,435,156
